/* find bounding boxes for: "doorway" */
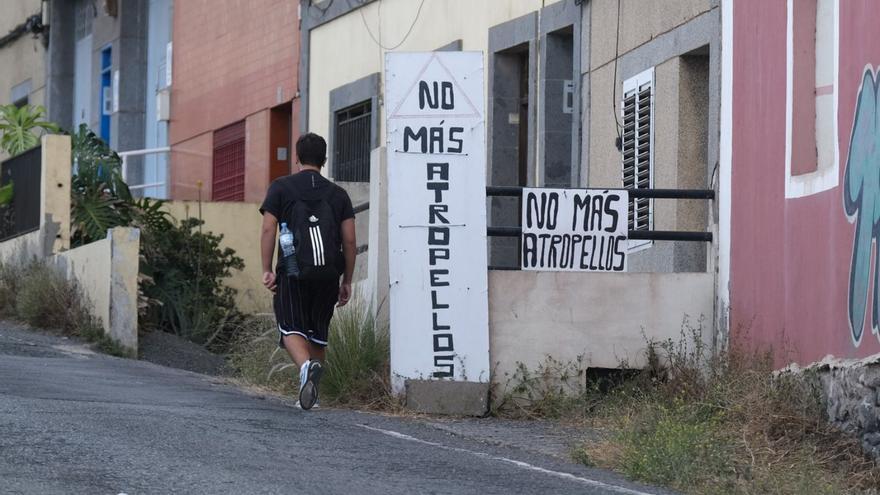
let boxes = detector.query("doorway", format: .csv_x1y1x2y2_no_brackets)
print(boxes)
269,103,293,181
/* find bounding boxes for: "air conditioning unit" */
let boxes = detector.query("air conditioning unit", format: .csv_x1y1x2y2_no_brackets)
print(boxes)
157,88,171,122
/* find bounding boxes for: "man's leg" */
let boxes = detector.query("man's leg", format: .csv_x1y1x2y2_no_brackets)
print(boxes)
282,334,311,368
308,342,326,363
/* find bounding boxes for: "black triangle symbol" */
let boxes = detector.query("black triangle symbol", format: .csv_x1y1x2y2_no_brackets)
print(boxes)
388,52,481,120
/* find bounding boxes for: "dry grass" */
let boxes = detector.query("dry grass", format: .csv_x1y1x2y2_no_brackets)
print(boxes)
0,258,131,357
496,322,880,494
227,295,402,410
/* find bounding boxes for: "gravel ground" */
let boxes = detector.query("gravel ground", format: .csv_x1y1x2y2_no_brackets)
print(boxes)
138,330,231,376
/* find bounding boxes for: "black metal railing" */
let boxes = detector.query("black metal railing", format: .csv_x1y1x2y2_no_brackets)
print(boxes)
334,102,372,182
486,186,715,269
0,146,41,242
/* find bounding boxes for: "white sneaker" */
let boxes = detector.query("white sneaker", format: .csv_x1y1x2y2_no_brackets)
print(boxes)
298,360,310,395
299,361,323,411
294,400,320,410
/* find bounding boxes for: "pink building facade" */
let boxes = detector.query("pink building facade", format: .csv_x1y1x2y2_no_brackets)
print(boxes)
727,0,880,365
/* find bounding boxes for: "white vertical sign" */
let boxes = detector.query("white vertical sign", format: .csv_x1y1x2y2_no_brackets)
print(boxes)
386,52,490,392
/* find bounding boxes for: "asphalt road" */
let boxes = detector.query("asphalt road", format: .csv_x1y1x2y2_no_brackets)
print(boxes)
0,323,672,495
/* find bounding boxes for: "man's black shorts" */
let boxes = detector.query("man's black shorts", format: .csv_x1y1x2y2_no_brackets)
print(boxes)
274,274,339,348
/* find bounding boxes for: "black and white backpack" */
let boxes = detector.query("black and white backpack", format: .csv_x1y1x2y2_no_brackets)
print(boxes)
282,186,341,281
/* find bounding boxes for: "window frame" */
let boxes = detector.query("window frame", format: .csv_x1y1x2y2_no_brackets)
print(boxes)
332,99,373,183
784,0,840,198
10,80,31,108
621,67,655,252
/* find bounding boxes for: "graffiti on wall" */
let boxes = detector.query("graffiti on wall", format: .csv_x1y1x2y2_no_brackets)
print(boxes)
843,67,880,346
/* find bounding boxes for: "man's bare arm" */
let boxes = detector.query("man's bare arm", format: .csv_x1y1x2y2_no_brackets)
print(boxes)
261,212,278,291
341,218,356,283
338,218,356,306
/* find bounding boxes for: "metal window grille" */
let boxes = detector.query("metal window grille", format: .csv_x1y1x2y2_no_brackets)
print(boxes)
74,0,94,41
621,69,654,244
334,101,372,182
0,146,41,242
212,121,246,201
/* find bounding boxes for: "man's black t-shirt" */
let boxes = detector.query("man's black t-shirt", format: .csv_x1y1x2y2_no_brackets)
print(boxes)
259,170,355,271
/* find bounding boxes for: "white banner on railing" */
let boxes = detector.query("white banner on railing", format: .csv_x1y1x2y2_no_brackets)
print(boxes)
385,52,490,392
521,188,629,272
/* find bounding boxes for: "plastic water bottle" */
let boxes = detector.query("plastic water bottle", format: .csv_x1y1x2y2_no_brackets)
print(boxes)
279,223,299,276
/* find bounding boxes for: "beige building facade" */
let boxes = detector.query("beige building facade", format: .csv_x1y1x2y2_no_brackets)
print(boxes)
0,0,48,160
584,0,719,273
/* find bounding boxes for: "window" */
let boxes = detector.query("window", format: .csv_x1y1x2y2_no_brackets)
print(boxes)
212,121,246,201
622,68,654,249
10,80,31,108
784,0,839,198
100,46,112,143
333,100,372,182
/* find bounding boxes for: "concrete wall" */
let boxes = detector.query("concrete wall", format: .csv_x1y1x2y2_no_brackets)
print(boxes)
489,270,714,384
164,200,268,314
0,135,71,262
169,0,300,202
40,135,72,253
0,136,136,352
0,230,46,264
585,0,719,273
51,227,140,353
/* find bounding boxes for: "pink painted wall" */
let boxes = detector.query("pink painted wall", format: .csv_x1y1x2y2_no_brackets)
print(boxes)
730,0,880,365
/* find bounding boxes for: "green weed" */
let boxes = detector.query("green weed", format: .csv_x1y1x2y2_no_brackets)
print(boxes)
227,294,396,408
499,320,880,494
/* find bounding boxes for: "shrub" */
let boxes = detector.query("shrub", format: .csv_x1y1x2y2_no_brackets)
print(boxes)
228,294,393,408
563,324,880,495
15,261,86,332
0,260,24,316
139,217,245,350
615,400,731,490
322,296,391,406
227,315,299,396
66,125,245,350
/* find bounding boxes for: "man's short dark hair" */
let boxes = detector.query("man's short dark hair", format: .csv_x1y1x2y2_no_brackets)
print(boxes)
296,133,327,167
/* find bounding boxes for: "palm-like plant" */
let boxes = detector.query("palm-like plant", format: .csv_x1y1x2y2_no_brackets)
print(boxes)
70,124,132,245
0,104,59,156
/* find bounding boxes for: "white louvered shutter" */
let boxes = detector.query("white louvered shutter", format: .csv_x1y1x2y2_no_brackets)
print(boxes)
621,68,654,248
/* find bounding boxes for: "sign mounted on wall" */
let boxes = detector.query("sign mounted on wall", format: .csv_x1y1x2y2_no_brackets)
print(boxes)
385,52,490,393
521,188,629,272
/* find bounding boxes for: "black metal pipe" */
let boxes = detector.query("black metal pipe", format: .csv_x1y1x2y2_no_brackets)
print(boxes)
628,230,713,242
353,201,369,214
487,226,521,237
486,186,523,197
488,265,521,271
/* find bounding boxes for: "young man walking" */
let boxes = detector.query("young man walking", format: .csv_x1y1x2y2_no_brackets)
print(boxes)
259,133,357,410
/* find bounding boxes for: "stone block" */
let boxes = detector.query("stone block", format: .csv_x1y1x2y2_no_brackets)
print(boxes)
859,366,880,389
405,380,490,416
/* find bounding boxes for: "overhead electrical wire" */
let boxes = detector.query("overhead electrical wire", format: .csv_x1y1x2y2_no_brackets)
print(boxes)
359,0,426,51
612,0,623,147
